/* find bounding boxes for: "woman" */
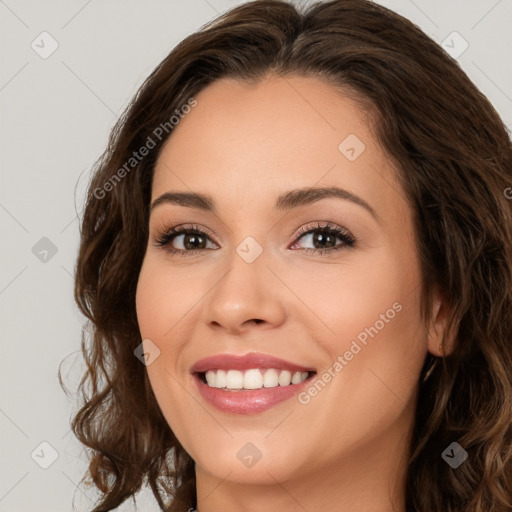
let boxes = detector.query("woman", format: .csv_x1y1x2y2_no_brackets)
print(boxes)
64,0,512,510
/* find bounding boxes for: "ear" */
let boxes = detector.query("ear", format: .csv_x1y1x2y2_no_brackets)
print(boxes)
426,286,456,357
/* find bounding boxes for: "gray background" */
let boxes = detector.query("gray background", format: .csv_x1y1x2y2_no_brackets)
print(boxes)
1,0,511,511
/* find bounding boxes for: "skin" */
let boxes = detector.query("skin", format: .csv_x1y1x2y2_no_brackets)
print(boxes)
135,74,450,512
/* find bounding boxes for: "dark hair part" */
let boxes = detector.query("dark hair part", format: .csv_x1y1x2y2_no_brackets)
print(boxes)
61,0,512,510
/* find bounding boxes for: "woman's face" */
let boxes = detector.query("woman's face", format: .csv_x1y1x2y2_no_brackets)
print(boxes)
136,75,438,488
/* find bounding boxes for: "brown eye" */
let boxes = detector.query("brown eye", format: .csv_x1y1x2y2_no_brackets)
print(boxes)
291,222,356,255
153,224,217,256
179,232,207,250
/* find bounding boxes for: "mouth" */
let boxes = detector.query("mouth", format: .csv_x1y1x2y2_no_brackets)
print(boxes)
191,352,317,414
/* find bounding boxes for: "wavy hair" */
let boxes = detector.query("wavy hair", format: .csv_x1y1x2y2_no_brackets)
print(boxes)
60,0,512,510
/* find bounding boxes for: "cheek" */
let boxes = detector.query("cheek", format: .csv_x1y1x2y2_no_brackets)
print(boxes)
294,245,426,413
135,257,205,404
135,256,203,339
290,244,422,355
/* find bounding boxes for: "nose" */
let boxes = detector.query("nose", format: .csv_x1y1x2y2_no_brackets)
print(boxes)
201,246,287,335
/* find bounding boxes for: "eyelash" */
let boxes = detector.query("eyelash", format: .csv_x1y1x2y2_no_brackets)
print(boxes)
153,221,356,257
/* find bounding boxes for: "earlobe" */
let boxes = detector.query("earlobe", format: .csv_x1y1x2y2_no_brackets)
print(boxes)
426,287,456,357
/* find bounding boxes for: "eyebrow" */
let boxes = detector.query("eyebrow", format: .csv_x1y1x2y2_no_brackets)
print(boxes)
150,186,379,222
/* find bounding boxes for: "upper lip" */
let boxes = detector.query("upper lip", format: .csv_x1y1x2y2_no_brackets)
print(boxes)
191,352,316,374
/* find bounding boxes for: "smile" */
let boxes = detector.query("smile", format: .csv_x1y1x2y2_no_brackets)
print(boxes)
191,352,317,414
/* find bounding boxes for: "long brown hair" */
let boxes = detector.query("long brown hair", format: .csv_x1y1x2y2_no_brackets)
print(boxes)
60,0,512,510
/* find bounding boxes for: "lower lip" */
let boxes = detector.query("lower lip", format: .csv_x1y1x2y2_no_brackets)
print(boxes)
193,373,314,415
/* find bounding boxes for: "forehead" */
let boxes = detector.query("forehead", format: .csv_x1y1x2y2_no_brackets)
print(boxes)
151,75,405,220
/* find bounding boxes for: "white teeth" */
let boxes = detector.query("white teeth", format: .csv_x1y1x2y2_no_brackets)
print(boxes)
291,371,302,384
215,369,226,388
225,369,244,390
203,368,310,390
263,369,279,388
205,370,216,387
243,369,263,389
278,370,292,386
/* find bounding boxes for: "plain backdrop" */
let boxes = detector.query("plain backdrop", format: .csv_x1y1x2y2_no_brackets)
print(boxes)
1,0,511,510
